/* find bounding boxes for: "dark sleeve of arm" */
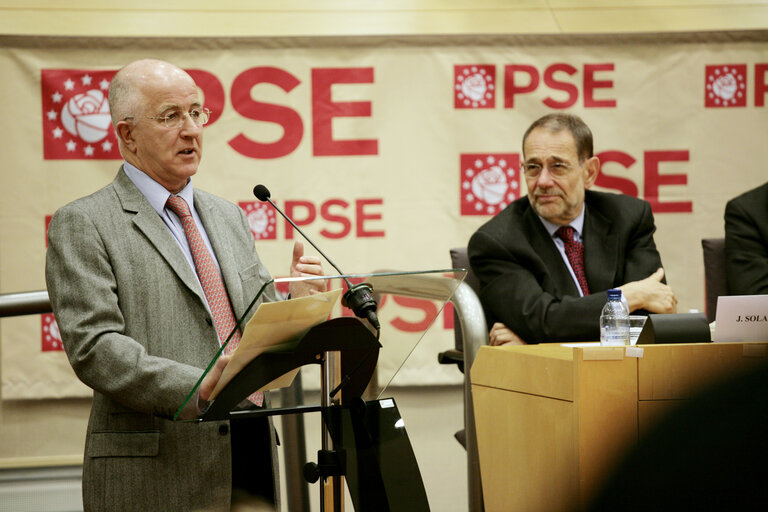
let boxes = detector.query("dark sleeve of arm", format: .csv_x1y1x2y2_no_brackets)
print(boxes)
468,231,607,343
725,199,768,295
45,204,203,419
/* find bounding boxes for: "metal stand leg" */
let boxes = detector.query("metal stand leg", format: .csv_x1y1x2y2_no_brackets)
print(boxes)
280,374,311,512
320,350,344,512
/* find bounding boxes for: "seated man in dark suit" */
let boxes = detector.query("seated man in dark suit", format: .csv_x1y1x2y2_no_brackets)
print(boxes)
724,181,768,295
468,113,677,345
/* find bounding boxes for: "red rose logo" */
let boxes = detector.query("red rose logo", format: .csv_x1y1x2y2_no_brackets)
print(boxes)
41,313,64,352
61,90,112,143
41,69,121,159
705,64,747,108
460,153,520,215
239,201,277,240
454,65,495,109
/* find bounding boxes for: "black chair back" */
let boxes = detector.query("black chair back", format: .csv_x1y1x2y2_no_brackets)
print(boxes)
701,237,727,322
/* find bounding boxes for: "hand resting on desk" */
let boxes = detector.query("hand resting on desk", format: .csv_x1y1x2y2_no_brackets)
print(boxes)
489,322,528,346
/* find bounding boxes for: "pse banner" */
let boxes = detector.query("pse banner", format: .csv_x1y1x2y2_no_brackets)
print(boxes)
1,33,767,399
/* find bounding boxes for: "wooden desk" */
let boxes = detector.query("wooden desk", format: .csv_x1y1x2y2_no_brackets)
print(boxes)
470,342,768,512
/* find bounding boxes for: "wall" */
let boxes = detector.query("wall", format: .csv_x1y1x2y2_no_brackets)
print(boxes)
0,0,766,38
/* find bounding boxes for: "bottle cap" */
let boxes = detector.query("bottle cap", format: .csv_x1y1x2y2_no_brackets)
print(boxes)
607,288,622,300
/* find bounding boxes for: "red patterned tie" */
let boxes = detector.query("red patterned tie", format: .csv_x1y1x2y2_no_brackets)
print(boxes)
166,195,263,406
555,226,591,296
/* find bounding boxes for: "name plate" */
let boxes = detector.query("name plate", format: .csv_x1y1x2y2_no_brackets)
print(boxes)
714,295,768,342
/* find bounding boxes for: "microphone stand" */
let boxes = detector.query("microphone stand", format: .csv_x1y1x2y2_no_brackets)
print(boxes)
253,185,379,512
253,185,380,335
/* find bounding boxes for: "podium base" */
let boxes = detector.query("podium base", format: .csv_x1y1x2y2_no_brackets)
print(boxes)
323,398,431,512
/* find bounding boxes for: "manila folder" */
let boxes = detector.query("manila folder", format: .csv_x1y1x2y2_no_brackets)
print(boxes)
209,288,342,400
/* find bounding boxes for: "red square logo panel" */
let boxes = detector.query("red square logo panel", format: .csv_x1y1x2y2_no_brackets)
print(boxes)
239,201,277,240
705,64,747,107
460,153,520,216
41,69,121,159
41,313,64,352
454,65,496,109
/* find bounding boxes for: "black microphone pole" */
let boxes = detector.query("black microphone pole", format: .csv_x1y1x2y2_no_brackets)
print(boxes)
253,185,380,333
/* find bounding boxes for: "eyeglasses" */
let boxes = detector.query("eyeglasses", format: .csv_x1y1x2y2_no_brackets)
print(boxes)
522,161,575,179
124,108,211,129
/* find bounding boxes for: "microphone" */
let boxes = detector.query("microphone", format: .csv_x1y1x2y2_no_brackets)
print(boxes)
253,185,380,332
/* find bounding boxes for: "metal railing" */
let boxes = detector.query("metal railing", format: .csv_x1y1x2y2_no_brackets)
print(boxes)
0,290,51,317
447,280,487,512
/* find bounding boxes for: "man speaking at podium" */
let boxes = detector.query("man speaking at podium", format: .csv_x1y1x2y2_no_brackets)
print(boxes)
468,113,677,345
45,59,324,511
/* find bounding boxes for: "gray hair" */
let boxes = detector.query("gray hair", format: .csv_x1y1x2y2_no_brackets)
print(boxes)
108,66,140,127
522,113,594,162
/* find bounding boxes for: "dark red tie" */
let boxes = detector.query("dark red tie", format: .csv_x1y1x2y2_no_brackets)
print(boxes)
166,195,263,406
555,226,590,296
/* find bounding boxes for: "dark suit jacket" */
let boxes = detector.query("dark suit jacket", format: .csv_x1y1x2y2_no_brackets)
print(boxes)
45,168,279,511
468,190,664,343
725,181,768,295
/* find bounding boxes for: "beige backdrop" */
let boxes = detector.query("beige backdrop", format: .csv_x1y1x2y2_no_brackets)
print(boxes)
2,33,767,399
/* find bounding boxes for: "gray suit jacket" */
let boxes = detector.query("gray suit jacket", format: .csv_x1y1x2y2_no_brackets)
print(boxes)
45,168,280,511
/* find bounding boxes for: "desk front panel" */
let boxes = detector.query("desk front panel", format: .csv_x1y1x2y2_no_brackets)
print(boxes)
473,385,577,512
472,342,768,512
637,342,768,400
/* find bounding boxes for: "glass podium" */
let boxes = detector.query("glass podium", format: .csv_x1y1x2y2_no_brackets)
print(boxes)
175,269,467,512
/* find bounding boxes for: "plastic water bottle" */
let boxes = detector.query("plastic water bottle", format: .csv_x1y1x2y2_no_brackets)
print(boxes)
600,288,630,346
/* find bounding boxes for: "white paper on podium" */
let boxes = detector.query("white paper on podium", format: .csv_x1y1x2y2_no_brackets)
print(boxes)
209,288,342,400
